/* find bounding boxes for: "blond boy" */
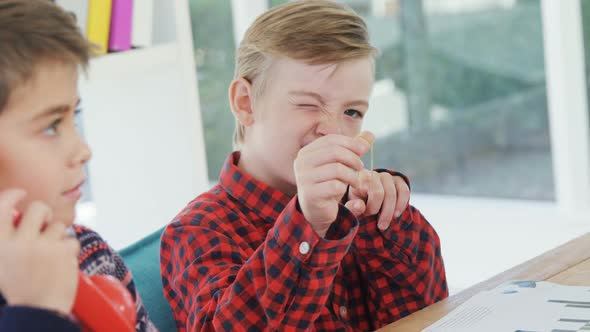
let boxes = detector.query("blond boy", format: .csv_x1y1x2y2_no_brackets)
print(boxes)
161,1,448,330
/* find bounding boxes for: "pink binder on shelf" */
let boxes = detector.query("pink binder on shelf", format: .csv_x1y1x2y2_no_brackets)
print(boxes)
108,0,133,52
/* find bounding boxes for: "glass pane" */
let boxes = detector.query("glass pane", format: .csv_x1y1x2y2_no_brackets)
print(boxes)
271,0,553,200
189,0,236,181
269,0,289,6
582,1,590,137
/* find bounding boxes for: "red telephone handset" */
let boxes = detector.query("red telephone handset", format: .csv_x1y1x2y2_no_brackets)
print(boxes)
12,211,136,332
73,273,136,332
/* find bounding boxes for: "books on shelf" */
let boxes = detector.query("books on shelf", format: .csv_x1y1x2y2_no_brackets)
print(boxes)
87,0,113,55
55,0,155,55
109,0,133,52
132,0,154,48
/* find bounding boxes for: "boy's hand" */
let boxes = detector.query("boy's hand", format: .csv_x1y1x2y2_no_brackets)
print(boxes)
0,189,80,315
345,170,410,230
294,134,370,237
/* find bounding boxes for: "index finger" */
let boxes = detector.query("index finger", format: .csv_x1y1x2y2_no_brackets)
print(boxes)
0,189,27,239
354,132,375,164
16,201,52,241
354,131,375,148
393,176,410,218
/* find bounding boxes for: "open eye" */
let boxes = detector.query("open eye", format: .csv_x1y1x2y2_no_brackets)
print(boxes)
344,109,363,118
43,118,62,136
74,108,83,128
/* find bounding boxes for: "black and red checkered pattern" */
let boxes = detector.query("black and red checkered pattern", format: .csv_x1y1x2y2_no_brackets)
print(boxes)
160,152,448,331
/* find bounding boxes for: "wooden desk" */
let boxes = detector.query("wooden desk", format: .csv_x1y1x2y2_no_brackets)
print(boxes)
379,232,590,332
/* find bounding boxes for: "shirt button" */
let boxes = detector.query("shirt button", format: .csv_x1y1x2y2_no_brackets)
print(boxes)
299,241,310,255
339,306,348,319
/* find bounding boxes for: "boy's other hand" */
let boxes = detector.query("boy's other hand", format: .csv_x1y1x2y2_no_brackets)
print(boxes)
345,171,410,231
294,134,370,237
0,189,80,316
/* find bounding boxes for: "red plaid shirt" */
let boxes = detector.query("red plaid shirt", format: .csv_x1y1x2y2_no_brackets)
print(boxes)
160,152,448,331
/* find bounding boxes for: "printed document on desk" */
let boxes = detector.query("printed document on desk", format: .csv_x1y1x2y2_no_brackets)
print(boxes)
423,281,590,332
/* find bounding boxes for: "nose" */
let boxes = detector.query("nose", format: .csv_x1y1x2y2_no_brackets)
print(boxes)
316,113,343,136
68,131,92,168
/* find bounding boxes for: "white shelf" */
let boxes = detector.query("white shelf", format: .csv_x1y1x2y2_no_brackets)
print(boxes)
76,0,208,249
86,42,179,80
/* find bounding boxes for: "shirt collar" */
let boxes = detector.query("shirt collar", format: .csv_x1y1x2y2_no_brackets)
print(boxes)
219,152,292,224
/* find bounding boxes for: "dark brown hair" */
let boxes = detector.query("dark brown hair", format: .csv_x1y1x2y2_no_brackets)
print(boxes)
0,0,94,112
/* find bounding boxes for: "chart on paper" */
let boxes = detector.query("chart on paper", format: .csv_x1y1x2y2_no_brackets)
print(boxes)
422,281,590,332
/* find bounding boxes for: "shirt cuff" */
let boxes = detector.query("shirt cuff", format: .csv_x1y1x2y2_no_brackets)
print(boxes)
375,168,411,190
272,196,359,268
0,306,81,332
355,212,414,266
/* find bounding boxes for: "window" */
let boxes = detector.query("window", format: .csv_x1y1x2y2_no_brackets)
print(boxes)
582,0,590,130
363,0,552,200
272,0,552,200
194,0,553,200
189,0,236,181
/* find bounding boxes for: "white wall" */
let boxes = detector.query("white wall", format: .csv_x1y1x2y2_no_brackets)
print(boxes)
77,1,208,249
79,46,208,249
414,194,590,294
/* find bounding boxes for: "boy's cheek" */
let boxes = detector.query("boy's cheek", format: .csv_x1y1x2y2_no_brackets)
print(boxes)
8,187,71,225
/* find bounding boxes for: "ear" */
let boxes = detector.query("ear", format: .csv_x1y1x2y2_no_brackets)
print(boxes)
229,77,255,127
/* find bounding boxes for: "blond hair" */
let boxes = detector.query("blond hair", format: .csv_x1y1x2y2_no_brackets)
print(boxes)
0,0,94,113
232,0,377,148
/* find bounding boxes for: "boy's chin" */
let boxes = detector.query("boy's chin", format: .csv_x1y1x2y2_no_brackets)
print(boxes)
54,210,76,227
